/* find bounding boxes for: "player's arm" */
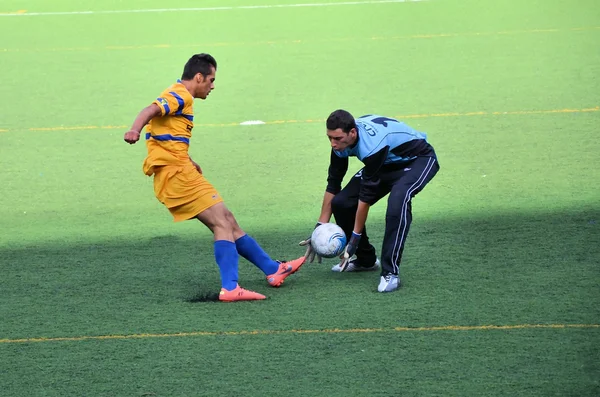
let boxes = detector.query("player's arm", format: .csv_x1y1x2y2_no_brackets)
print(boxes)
320,149,349,221
300,150,348,262
124,104,162,144
353,146,389,234
317,191,335,223
340,147,389,264
353,201,370,235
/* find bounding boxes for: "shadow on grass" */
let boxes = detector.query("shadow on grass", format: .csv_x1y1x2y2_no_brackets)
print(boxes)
0,207,598,336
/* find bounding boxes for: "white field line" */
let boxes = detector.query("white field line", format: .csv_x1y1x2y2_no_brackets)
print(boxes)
0,0,425,17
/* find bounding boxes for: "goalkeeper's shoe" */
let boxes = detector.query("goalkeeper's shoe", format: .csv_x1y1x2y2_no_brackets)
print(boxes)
266,257,305,287
377,273,400,293
331,257,380,272
219,285,266,302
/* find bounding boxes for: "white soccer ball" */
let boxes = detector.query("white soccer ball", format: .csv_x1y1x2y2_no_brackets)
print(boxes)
311,223,347,258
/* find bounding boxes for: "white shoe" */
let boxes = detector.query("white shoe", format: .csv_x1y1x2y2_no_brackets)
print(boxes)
331,257,381,272
377,274,399,292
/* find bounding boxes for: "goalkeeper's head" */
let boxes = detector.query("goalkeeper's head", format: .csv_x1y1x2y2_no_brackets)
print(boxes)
326,109,358,151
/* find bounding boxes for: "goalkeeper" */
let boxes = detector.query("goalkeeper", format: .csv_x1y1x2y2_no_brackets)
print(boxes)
301,109,439,292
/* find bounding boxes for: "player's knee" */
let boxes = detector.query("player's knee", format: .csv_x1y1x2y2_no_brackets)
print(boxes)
386,198,411,217
223,209,236,225
199,205,237,233
331,194,354,213
220,209,244,234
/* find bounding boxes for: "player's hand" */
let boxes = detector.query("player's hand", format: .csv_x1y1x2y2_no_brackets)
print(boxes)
299,222,323,264
339,232,361,271
191,159,203,174
124,130,141,144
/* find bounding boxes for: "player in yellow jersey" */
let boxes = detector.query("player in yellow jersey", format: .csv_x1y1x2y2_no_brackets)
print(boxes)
124,54,304,302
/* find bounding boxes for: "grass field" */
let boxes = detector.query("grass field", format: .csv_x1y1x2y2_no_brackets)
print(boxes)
1,0,599,396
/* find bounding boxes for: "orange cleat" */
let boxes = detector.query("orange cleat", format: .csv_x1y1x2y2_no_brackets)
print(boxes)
266,256,306,287
219,285,267,302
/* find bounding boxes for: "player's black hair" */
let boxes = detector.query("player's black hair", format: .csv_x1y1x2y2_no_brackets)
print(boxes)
326,109,356,133
181,53,217,80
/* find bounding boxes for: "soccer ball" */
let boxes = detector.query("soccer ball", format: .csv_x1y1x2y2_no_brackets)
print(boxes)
311,223,347,258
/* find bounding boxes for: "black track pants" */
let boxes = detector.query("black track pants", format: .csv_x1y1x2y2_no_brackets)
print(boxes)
331,156,439,275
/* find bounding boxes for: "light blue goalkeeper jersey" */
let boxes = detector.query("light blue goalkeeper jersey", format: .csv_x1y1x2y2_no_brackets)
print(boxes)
333,115,428,163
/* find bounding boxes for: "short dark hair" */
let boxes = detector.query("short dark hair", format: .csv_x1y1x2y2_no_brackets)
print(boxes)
181,53,217,80
326,109,356,133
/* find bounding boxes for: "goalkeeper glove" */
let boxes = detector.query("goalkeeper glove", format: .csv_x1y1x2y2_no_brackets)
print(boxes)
298,222,323,264
339,232,361,271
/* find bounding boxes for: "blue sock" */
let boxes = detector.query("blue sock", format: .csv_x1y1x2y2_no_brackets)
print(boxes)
214,240,239,291
235,234,279,275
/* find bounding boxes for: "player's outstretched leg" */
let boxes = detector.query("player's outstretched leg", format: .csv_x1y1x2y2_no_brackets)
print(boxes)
266,257,306,287
219,284,266,302
234,234,305,287
197,205,269,301
235,234,281,275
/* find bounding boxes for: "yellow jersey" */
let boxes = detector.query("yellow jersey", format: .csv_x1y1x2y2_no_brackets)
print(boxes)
143,80,195,175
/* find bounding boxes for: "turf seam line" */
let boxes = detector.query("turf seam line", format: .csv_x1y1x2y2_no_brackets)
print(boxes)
1,106,597,134
0,1,425,17
1,323,598,344
1,26,598,53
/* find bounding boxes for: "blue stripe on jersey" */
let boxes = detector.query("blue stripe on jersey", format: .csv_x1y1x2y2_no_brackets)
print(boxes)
169,91,185,114
181,114,194,121
156,97,171,114
145,132,190,144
